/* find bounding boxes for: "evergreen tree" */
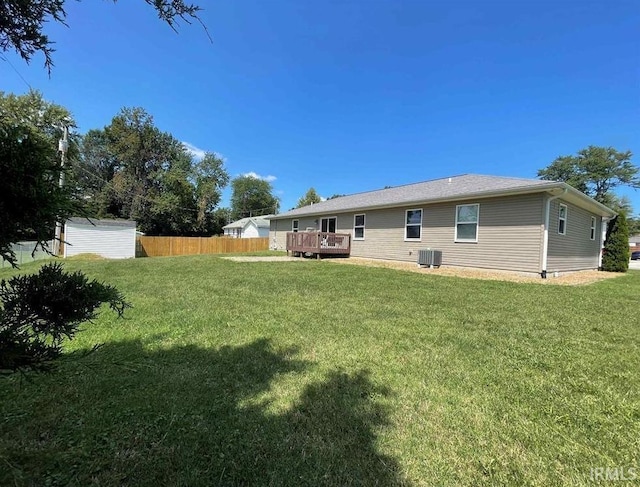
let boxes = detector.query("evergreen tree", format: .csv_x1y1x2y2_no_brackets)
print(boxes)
1,0,205,73
296,188,322,208
602,214,630,272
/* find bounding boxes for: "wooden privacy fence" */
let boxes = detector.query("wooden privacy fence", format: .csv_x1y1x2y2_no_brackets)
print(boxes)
137,236,269,257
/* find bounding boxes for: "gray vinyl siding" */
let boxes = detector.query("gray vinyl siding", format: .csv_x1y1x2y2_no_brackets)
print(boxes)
271,194,545,273
343,194,544,272
269,219,289,250
547,198,601,272
270,217,320,250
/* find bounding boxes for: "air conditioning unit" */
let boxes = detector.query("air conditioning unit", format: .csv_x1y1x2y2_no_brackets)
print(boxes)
417,249,442,267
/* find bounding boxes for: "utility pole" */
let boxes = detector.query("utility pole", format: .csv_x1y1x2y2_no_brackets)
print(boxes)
53,125,69,256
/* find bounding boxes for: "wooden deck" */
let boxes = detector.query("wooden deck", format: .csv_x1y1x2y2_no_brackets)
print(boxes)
286,232,351,258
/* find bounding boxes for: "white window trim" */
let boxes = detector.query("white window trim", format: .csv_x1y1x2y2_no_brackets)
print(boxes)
353,213,365,240
558,204,567,235
455,203,479,243
320,216,338,233
404,209,422,241
292,219,299,232
590,216,596,240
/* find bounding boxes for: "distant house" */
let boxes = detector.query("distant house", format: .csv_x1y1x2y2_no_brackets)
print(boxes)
223,215,272,238
629,235,640,247
64,218,137,259
268,174,616,277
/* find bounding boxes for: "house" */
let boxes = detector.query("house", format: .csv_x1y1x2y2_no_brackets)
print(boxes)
64,218,137,259
630,234,640,252
223,215,272,238
268,174,616,277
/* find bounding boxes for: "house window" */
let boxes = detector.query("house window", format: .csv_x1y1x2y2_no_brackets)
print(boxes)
405,209,422,240
321,217,337,233
558,204,567,235
455,204,479,242
590,216,596,240
354,214,365,240
292,220,299,232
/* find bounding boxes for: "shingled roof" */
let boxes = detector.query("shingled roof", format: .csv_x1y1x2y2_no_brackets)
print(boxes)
223,215,272,230
269,174,615,219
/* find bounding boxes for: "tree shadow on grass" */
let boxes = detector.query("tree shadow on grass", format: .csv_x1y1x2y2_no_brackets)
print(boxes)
0,338,410,486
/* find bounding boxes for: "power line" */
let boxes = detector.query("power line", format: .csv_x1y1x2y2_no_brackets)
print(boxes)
0,54,32,91
76,164,279,218
75,165,202,215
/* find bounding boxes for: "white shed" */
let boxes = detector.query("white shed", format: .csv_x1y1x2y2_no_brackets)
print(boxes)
64,218,137,259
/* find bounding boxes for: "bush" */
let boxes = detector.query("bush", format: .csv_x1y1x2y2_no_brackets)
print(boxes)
0,263,130,375
602,214,630,272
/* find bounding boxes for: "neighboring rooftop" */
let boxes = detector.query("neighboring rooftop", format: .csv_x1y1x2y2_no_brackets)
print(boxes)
269,174,615,219
223,215,273,229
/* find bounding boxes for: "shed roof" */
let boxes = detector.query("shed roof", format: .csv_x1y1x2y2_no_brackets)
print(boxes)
66,218,137,229
269,174,615,219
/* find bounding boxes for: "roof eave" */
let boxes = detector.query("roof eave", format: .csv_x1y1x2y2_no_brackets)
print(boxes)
558,183,617,218
269,183,566,220
269,182,616,219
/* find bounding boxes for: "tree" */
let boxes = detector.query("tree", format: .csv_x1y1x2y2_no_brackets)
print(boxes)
607,195,633,214
0,92,129,375
194,153,229,233
327,193,346,200
230,175,279,220
72,129,120,217
1,0,206,73
0,91,79,266
296,187,322,208
601,214,630,272
538,146,639,205
209,207,232,235
74,107,229,235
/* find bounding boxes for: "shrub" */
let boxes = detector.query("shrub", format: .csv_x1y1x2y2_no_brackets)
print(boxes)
602,214,630,272
0,263,130,375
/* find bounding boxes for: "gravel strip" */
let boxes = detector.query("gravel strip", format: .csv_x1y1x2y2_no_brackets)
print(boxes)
222,255,623,285
326,257,623,286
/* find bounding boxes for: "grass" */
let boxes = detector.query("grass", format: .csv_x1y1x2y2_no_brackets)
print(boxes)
1,255,639,486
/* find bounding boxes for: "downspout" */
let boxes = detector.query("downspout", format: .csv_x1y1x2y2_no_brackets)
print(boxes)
541,188,567,278
598,216,614,269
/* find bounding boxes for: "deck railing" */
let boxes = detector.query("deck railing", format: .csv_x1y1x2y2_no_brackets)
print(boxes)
286,232,351,256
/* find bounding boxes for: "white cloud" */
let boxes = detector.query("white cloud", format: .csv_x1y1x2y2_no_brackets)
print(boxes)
242,171,277,182
182,141,207,160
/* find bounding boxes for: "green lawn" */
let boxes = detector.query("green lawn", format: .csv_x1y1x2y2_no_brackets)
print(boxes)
1,256,639,486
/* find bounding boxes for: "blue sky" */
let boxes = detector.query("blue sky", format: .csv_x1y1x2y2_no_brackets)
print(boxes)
2,0,638,214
